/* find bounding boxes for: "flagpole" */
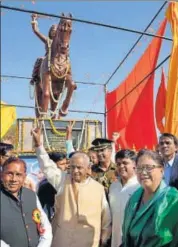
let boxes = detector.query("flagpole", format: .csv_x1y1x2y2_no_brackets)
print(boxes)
104,84,107,138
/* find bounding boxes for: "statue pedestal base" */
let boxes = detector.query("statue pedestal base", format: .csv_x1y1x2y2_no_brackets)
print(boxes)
15,118,102,155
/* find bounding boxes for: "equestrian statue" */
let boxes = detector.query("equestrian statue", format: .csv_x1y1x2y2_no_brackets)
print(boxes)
30,13,76,119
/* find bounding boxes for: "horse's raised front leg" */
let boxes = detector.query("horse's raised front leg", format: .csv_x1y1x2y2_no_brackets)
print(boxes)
42,72,51,118
58,74,76,118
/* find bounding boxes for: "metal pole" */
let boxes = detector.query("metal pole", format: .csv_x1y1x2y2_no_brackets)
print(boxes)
104,84,107,138
104,1,168,86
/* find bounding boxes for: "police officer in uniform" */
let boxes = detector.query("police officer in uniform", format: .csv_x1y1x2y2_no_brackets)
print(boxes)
91,138,117,195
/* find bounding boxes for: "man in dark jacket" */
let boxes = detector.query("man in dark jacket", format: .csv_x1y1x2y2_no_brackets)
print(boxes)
1,157,52,247
159,133,178,190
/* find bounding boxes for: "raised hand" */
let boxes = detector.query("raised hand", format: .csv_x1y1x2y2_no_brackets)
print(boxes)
66,121,75,140
31,127,42,147
112,132,120,143
31,13,38,21
66,121,74,133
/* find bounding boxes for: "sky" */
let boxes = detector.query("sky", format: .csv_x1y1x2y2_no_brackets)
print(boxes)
1,1,172,132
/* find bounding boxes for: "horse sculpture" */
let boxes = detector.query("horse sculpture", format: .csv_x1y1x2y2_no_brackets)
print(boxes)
31,13,76,119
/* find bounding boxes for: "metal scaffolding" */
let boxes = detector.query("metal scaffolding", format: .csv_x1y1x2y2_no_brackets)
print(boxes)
1,1,170,137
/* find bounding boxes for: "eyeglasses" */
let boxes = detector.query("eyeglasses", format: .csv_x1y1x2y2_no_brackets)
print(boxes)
136,165,162,174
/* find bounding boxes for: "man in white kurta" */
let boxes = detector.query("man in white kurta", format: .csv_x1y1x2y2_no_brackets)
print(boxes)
32,128,111,247
109,150,139,247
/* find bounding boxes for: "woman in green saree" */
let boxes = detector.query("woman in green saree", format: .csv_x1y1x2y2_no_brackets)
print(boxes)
121,149,178,247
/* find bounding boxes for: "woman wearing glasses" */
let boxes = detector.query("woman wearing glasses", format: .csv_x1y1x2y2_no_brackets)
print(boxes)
121,149,178,247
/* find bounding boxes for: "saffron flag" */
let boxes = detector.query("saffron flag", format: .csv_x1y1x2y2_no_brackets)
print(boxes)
125,73,157,150
0,102,16,138
106,18,167,148
165,2,178,136
155,68,166,133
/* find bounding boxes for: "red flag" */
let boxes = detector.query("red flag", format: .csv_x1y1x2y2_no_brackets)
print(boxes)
155,68,166,133
106,18,167,148
125,73,157,149
116,99,128,131
105,89,119,135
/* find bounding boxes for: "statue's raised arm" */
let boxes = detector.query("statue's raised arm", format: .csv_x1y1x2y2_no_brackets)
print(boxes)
31,13,47,44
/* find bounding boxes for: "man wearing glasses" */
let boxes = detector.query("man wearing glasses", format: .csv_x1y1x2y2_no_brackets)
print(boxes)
158,133,178,190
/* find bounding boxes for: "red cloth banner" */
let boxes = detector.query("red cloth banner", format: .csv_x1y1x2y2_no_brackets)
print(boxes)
125,73,157,149
106,18,167,149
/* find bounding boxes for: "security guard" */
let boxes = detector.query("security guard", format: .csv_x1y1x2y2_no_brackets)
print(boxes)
91,138,117,195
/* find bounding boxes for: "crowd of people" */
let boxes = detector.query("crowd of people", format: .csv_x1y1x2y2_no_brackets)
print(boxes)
1,125,178,247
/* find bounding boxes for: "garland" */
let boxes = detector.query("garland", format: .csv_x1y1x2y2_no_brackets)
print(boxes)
21,120,24,151
77,120,85,150
32,119,37,152
49,119,66,137
41,120,52,151
47,38,52,71
15,121,19,155
51,62,70,79
83,123,87,151
95,120,100,138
